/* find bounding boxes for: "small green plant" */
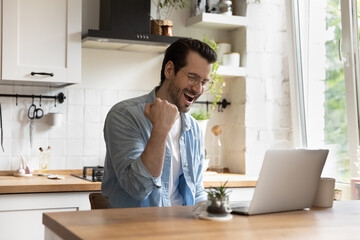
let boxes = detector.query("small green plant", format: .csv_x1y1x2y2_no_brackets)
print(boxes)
206,180,231,215
191,110,210,120
152,0,190,20
203,35,226,109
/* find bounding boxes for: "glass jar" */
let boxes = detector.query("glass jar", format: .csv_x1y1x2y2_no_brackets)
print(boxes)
39,146,51,174
218,0,232,15
210,125,224,172
207,195,232,216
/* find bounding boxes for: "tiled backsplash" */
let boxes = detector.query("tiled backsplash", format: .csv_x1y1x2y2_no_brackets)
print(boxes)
0,84,147,171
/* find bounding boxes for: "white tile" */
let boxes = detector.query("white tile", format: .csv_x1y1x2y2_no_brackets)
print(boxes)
11,156,21,171
50,156,66,170
49,123,67,140
99,141,106,165
12,102,29,122
84,156,100,166
85,89,101,106
66,156,84,169
1,101,14,120
67,105,84,123
66,139,83,156
99,157,105,167
0,157,12,170
33,118,50,139
49,139,66,157
102,89,117,106
67,122,84,139
67,88,84,105
11,139,31,157
12,120,30,139
0,137,12,157
84,139,100,156
101,106,111,123
84,105,101,123
84,123,102,139
2,120,13,138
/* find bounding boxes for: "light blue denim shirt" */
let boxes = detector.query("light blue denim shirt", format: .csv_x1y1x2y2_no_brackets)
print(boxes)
101,87,207,208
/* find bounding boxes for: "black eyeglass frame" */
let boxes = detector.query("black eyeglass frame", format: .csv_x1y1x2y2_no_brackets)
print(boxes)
174,65,213,92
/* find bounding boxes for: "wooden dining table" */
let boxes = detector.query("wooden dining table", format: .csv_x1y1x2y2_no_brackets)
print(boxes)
43,200,360,239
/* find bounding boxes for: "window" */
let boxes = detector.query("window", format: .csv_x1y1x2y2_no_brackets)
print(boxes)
287,0,360,183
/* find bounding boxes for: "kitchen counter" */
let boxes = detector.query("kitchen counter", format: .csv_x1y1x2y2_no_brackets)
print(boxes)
0,170,101,194
0,170,256,194
43,201,360,240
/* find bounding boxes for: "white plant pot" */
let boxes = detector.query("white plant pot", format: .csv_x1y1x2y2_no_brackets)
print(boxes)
197,119,209,172
197,119,209,142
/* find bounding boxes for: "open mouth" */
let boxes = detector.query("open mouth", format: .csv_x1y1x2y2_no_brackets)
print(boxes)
184,91,196,104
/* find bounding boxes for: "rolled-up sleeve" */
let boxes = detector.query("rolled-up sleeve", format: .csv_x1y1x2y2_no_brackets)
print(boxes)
104,108,161,201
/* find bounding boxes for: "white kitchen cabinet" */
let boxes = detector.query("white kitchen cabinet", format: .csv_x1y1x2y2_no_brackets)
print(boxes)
1,0,81,87
0,192,92,240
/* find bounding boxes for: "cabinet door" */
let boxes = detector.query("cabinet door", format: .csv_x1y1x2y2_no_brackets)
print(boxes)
2,0,81,84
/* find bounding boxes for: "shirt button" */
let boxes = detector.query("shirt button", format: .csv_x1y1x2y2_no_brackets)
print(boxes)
184,163,188,167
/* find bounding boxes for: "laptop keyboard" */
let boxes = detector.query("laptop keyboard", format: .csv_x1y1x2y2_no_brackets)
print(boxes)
230,201,251,214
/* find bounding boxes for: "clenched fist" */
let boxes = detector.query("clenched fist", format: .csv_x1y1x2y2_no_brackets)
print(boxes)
144,98,179,136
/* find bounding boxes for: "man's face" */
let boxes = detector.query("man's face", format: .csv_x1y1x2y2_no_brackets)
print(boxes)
167,51,212,113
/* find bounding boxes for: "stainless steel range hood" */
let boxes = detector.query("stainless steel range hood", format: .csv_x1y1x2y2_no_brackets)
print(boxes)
82,30,182,53
82,0,182,53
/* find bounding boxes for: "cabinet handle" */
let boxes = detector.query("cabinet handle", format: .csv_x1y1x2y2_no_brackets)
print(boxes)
31,72,54,77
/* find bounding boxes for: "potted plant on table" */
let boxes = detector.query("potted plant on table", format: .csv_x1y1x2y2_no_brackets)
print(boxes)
334,189,342,201
151,0,191,36
206,180,232,216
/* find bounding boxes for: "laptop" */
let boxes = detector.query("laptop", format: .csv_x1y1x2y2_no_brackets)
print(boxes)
231,149,329,215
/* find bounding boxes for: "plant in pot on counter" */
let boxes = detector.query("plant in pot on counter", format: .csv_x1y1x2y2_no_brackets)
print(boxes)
206,180,232,216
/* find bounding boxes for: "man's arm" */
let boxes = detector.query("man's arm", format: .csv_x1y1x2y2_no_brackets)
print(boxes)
103,98,178,201
141,98,179,177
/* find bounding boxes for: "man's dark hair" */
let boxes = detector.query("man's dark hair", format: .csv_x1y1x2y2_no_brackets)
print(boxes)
159,38,217,86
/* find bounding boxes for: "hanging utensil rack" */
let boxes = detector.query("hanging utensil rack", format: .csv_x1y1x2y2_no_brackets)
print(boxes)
194,99,231,112
0,92,66,105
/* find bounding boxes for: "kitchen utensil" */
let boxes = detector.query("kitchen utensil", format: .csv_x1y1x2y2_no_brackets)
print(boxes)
28,103,43,147
0,103,4,152
28,103,44,120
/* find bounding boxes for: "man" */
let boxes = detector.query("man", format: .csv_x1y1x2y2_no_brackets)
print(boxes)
102,38,217,208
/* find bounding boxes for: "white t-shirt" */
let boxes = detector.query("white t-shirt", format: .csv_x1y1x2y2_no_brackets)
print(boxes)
166,116,183,206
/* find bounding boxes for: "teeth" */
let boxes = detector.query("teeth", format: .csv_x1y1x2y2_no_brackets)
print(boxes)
184,92,195,98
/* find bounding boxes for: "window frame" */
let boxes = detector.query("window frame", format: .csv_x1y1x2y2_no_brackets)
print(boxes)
286,0,360,179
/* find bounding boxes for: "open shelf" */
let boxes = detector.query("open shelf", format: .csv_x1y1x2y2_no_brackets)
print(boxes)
218,66,246,77
186,13,247,30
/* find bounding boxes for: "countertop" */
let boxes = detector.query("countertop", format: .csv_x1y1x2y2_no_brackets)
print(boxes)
0,170,257,194
43,201,360,240
0,170,101,194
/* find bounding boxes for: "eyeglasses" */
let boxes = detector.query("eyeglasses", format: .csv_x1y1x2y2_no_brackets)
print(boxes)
175,65,213,92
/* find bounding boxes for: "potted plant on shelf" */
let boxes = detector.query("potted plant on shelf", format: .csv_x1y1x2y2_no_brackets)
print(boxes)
151,0,190,36
232,0,261,17
203,36,226,109
206,180,232,216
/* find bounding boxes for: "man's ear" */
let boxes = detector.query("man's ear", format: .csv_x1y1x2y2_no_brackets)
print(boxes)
164,61,175,80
